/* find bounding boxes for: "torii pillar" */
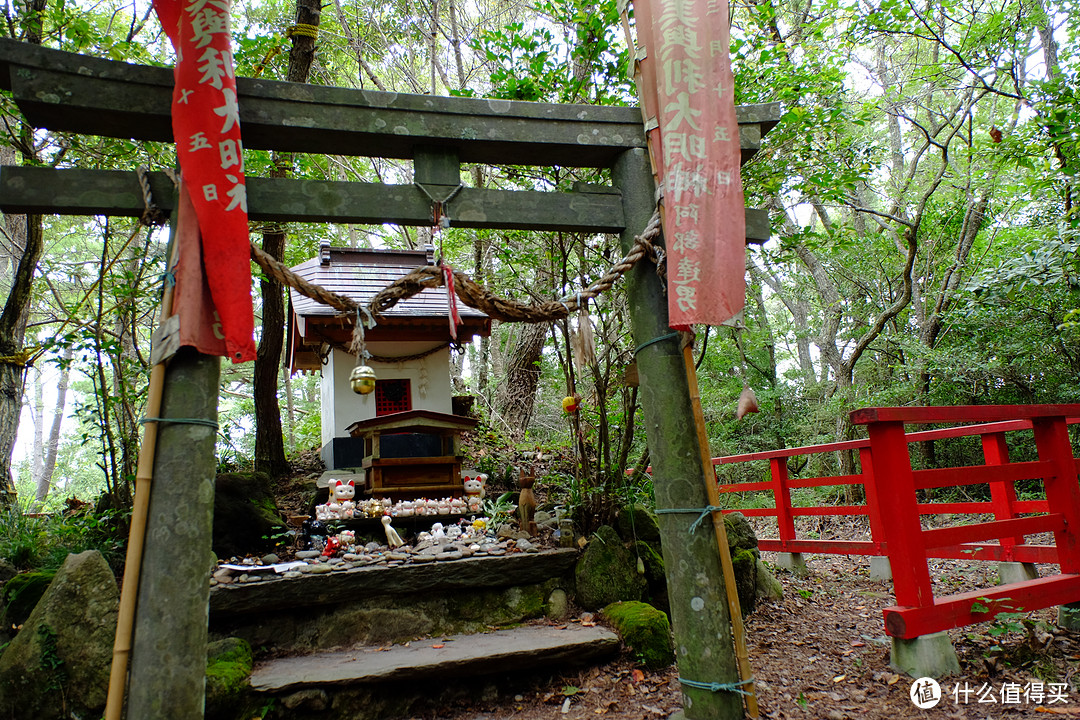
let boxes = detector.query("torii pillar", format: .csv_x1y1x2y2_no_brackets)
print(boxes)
614,148,743,719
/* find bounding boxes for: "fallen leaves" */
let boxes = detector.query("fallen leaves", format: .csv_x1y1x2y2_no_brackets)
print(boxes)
1035,708,1080,716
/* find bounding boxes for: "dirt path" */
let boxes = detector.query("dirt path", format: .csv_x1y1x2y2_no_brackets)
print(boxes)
411,554,1079,720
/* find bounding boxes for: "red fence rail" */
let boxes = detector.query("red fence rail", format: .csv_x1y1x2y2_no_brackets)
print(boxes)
714,405,1080,639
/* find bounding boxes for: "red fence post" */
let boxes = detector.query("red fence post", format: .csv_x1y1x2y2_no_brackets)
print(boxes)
982,430,1025,551
1032,416,1080,574
859,446,885,553
771,456,796,551
865,419,934,609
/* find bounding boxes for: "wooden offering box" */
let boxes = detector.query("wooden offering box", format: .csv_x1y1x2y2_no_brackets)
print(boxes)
346,410,477,500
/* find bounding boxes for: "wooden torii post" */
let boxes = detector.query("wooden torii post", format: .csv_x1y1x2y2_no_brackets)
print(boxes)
0,38,779,720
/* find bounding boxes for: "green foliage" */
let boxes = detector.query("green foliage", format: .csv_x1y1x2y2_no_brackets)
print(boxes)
466,0,632,105
481,492,518,532
0,505,127,574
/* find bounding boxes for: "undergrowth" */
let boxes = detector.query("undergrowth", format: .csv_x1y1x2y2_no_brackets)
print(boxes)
0,503,128,574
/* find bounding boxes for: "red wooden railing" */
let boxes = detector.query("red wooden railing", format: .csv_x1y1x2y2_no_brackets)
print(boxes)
714,405,1080,639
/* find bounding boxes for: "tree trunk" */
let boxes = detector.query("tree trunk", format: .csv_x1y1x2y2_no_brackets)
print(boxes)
496,322,547,438
0,0,47,508
30,347,73,511
0,210,42,508
253,0,320,479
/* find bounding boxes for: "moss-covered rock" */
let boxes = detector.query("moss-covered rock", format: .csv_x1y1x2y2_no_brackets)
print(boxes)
2,568,57,629
600,601,674,670
731,548,758,616
721,513,782,610
575,526,647,610
205,637,255,720
616,504,662,544
634,541,665,587
546,588,570,621
0,550,118,720
213,472,288,558
755,558,783,601
724,512,758,555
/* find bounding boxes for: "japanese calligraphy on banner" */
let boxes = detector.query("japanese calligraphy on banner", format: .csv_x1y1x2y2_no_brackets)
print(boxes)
634,0,746,329
153,0,255,363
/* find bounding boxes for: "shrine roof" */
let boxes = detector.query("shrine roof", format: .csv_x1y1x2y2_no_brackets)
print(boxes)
289,244,488,324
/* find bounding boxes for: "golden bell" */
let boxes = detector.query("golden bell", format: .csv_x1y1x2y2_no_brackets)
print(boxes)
350,365,377,394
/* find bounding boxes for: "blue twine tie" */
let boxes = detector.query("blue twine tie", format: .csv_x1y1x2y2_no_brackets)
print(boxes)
679,677,755,696
656,505,724,534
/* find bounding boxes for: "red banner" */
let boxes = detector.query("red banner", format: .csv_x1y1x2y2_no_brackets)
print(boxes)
635,0,746,328
154,0,255,363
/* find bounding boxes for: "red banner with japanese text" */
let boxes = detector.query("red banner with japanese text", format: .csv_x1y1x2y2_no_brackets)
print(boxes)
154,0,255,363
634,0,746,328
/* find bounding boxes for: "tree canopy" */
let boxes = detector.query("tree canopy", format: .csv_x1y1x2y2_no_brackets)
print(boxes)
0,0,1076,514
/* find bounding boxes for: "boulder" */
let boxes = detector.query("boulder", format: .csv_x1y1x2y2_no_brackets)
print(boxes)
724,512,782,613
214,472,288,559
724,512,758,555
756,558,783,602
205,637,255,720
0,550,118,719
600,601,675,669
575,525,647,609
635,540,669,613
731,548,758,616
616,503,662,544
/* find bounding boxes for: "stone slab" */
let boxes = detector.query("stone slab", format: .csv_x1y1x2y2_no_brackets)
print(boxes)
250,623,619,693
209,548,579,617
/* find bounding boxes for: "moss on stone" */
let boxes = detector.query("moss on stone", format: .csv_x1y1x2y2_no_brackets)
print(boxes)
207,637,253,667
205,638,253,720
731,548,758,616
600,601,674,670
575,526,647,609
634,541,665,586
2,569,56,628
724,513,759,555
616,504,662,543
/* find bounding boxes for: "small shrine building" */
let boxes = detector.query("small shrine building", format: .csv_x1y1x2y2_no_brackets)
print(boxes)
287,244,491,481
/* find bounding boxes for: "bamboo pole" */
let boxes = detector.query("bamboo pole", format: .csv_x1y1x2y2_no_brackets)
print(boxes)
682,339,759,718
104,231,179,720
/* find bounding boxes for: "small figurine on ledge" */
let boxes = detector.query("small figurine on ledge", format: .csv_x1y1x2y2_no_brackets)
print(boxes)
518,473,538,536
381,515,405,548
316,479,358,520
321,535,341,558
463,474,487,514
300,518,327,551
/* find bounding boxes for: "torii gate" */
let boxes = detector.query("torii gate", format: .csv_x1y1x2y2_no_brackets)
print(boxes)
0,38,778,719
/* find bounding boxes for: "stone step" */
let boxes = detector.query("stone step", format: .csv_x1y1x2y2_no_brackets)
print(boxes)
211,548,578,617
250,623,620,694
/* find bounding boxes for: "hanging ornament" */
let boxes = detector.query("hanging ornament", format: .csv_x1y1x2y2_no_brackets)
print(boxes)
348,306,378,394
562,394,581,413
351,365,377,394
736,383,759,420
572,297,596,370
